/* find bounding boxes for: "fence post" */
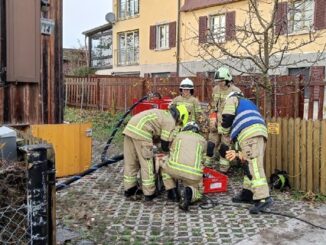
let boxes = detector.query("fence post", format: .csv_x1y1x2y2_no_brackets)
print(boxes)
21,144,53,245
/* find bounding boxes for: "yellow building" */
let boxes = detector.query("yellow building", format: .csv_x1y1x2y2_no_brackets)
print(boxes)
101,0,326,79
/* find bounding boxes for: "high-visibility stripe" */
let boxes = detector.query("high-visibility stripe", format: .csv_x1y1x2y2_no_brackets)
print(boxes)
251,178,268,188
162,173,172,180
124,175,137,183
232,116,265,135
126,124,152,140
233,110,262,125
161,129,170,141
223,104,236,114
237,124,268,143
142,159,155,186
136,113,158,129
168,160,202,176
195,144,202,169
252,158,260,179
172,139,181,162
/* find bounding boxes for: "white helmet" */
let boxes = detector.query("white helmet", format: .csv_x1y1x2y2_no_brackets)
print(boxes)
179,78,194,90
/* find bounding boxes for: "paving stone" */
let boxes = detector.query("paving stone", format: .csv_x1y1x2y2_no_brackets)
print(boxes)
56,142,323,244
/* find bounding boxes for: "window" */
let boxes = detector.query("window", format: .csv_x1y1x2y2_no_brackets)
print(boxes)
288,0,314,33
118,0,139,19
117,30,139,66
157,24,169,49
209,14,226,43
90,30,112,68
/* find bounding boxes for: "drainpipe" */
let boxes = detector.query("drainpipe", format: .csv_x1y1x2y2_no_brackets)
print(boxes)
176,0,181,76
0,0,9,122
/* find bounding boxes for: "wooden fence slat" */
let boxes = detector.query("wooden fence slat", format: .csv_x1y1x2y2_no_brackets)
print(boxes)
313,120,320,193
288,118,294,186
294,118,301,189
321,121,326,195
306,120,313,191
300,119,307,192
282,118,288,174
276,117,282,170
270,118,277,176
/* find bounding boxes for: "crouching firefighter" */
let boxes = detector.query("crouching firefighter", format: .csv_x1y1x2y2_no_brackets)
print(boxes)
221,91,273,214
123,104,189,201
160,122,215,211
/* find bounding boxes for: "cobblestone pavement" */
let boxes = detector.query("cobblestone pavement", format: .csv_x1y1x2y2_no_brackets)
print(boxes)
56,145,323,244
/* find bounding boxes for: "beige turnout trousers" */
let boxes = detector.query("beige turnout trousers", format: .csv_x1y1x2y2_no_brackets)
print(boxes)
123,135,156,196
240,136,269,200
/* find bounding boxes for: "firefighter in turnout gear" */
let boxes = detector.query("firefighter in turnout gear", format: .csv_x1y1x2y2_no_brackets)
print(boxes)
208,67,242,172
160,121,215,211
221,91,273,214
123,104,189,201
172,78,205,132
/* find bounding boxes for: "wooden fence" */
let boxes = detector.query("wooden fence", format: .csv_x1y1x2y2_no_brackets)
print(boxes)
64,75,326,119
265,118,326,195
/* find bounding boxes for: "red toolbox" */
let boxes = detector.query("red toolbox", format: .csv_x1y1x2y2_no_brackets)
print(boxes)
203,167,228,193
132,97,172,115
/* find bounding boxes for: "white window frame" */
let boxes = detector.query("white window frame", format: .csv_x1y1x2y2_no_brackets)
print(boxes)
118,0,139,19
117,30,139,66
288,0,314,33
209,14,226,43
156,24,169,50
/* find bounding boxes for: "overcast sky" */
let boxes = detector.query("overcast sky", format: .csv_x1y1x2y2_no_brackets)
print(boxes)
63,0,112,48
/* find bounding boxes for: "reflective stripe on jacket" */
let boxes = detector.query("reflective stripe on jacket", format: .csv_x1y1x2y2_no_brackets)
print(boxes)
123,109,176,142
167,131,207,180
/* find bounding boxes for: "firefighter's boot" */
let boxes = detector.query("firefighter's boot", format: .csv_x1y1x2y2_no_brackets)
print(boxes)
167,188,180,202
124,186,143,197
179,187,192,212
144,193,157,202
232,189,254,204
249,197,273,214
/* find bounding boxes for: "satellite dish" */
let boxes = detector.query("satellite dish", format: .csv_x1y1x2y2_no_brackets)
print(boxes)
105,12,116,24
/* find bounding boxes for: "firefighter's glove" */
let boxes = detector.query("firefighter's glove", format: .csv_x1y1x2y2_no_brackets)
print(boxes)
225,150,244,161
218,144,229,158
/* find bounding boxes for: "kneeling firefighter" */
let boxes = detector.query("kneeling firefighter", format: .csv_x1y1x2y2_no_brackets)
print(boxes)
160,121,215,211
123,105,189,201
220,91,273,214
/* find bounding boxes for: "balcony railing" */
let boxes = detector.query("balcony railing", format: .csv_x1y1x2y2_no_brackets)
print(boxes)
115,47,139,66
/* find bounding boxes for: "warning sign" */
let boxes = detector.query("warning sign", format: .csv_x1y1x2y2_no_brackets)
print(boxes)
267,123,280,135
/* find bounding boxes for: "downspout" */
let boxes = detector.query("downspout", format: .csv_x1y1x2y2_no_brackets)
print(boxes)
0,0,9,122
176,0,181,76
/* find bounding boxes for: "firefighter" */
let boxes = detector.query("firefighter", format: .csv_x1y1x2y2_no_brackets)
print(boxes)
160,121,215,211
220,91,273,214
123,104,189,201
172,78,205,129
208,67,242,172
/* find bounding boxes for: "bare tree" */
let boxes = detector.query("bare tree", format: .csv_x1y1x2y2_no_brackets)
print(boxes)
182,0,326,117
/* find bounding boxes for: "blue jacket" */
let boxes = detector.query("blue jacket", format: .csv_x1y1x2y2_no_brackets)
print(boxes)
230,98,266,140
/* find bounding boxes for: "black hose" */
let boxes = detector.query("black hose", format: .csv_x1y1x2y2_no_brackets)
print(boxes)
199,195,326,230
56,154,123,191
100,94,149,162
56,93,160,191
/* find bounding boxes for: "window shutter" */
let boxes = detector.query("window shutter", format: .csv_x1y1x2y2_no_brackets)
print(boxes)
275,2,288,35
225,11,236,41
310,66,325,81
199,16,208,44
169,22,177,48
150,25,156,50
314,0,326,30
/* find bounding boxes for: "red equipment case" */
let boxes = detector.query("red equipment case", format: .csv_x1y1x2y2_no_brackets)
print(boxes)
203,167,228,193
132,97,172,115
